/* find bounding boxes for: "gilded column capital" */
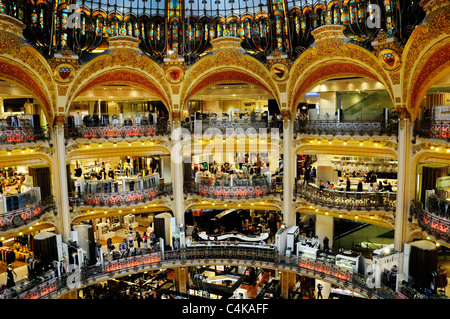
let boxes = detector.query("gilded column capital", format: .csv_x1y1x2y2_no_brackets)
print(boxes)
53,115,65,127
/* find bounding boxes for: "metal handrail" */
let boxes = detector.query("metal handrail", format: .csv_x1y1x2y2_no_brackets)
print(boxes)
0,196,55,231
183,181,283,199
294,119,398,136
0,243,399,300
69,183,173,208
294,182,397,212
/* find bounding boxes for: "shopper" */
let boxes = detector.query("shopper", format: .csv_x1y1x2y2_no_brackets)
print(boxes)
107,237,114,252
142,232,148,248
6,264,16,289
317,283,323,299
136,232,142,248
346,177,351,191
357,180,363,192
323,236,329,251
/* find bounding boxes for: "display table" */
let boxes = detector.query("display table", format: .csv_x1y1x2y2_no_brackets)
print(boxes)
198,231,269,242
96,222,116,241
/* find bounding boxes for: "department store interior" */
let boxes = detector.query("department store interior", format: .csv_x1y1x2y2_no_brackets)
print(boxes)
0,70,446,301
0,0,448,302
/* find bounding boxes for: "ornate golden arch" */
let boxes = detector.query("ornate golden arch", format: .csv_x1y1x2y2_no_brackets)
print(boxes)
288,33,394,113
66,53,172,114
0,15,56,123
401,0,450,119
178,38,281,112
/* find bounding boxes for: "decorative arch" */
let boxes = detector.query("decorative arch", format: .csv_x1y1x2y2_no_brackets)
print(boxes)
181,68,277,110
179,43,281,112
0,60,53,122
0,15,56,122
405,42,450,119
401,2,450,119
288,41,394,114
65,52,172,114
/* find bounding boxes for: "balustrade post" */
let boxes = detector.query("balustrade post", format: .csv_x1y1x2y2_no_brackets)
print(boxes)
52,115,71,241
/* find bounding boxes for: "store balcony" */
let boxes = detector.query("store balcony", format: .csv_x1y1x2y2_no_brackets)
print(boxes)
69,182,172,209
183,181,283,200
0,195,55,232
294,182,397,213
0,125,50,146
414,120,450,141
3,242,397,300
64,118,171,141
410,198,450,243
294,120,398,137
181,118,283,136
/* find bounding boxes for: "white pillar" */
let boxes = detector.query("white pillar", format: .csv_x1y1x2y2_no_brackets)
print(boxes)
394,116,412,252
315,214,334,299
282,117,294,226
52,117,71,241
171,120,185,226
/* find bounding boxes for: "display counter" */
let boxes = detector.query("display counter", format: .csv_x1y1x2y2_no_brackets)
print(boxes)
123,214,138,229
96,222,116,241
296,243,318,259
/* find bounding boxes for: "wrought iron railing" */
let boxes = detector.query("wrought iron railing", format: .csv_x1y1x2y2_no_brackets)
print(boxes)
410,199,450,242
0,243,398,300
69,183,172,208
0,196,55,231
183,181,283,199
0,125,50,144
65,120,171,140
414,120,450,141
294,120,398,136
181,120,283,135
294,182,397,212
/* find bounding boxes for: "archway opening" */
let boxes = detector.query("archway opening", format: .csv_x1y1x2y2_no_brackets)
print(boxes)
295,76,396,123
415,69,450,140
68,83,169,129
0,78,50,140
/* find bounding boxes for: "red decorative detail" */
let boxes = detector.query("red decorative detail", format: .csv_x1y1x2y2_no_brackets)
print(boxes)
169,69,181,81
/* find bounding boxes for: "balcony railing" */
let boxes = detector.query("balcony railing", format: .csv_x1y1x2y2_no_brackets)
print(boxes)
414,120,450,141
183,181,283,199
0,196,55,231
1,243,397,300
181,119,283,135
69,183,172,208
65,119,171,140
294,120,398,136
410,199,450,242
0,125,50,144
294,182,397,212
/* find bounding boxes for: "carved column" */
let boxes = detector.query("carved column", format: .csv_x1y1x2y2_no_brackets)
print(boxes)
171,111,185,226
394,109,413,251
174,267,189,294
282,111,294,226
280,270,296,299
52,115,71,241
